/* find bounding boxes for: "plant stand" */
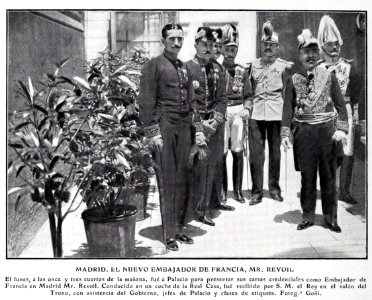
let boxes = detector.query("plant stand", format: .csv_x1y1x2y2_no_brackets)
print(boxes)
81,205,137,257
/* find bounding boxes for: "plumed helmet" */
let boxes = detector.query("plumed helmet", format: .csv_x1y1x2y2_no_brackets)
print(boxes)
297,29,319,50
222,24,239,47
195,27,215,42
261,21,279,44
212,28,223,43
317,15,343,47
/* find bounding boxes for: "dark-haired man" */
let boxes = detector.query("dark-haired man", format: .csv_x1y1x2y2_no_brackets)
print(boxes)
139,23,197,251
248,21,292,206
221,24,252,204
186,27,229,226
281,29,348,233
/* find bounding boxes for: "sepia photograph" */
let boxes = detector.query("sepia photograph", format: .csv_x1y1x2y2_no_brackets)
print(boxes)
6,9,367,260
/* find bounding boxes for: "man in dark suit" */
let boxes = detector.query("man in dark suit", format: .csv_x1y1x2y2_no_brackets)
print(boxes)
139,23,200,251
281,29,348,233
186,27,229,226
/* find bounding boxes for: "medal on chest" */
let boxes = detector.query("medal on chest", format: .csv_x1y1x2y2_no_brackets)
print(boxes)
232,66,244,95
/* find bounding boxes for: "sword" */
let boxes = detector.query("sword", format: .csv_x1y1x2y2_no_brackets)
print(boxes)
244,120,250,199
285,146,288,200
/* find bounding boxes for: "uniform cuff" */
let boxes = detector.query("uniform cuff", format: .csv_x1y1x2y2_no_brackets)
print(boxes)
243,99,252,110
143,124,161,138
281,126,291,138
213,111,225,125
194,122,204,132
336,120,349,134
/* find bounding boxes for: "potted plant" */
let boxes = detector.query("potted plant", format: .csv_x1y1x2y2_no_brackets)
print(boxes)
7,59,89,258
68,47,154,257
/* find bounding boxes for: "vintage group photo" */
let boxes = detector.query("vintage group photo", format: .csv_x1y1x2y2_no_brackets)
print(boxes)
7,10,367,258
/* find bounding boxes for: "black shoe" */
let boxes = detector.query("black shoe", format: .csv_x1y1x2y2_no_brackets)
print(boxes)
197,215,215,226
165,238,179,251
297,221,314,230
222,154,228,202
215,203,235,211
175,233,194,244
325,222,342,233
249,195,262,206
270,192,283,202
232,151,245,203
339,192,357,205
233,191,245,203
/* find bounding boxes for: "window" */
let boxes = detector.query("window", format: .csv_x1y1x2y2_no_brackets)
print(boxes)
113,11,178,58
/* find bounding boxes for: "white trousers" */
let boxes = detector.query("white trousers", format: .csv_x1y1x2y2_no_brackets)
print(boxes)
224,104,245,153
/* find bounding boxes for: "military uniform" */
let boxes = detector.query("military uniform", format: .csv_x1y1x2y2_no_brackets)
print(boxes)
223,62,252,200
249,57,292,199
317,15,364,204
359,83,366,140
139,50,194,241
186,56,227,215
318,59,361,201
282,64,348,225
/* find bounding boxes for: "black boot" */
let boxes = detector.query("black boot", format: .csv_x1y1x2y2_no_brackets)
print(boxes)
339,155,357,204
232,151,245,203
222,153,228,202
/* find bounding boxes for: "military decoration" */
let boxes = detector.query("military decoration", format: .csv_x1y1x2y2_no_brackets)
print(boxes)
232,66,244,95
193,80,200,89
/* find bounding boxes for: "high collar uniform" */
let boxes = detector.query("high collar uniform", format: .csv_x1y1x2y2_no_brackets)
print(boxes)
318,57,362,199
185,56,228,213
222,60,253,202
248,57,292,199
281,65,348,224
139,51,194,240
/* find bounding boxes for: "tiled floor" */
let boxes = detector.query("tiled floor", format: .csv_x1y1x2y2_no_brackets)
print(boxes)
20,147,367,259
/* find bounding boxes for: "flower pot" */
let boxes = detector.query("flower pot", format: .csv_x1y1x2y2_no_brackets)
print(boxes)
81,205,137,257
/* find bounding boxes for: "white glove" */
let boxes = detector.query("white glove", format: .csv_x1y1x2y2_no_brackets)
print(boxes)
281,136,291,151
202,120,217,135
195,131,207,146
240,108,250,121
149,135,163,152
332,130,347,144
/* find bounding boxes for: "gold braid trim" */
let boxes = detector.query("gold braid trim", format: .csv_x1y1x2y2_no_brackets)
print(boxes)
194,122,204,132
213,111,225,125
143,124,161,138
281,126,291,138
336,120,349,134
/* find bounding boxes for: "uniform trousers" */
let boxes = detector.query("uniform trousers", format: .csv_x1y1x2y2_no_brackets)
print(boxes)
248,120,281,196
293,121,338,224
224,104,245,153
339,103,355,194
193,120,225,212
155,111,191,239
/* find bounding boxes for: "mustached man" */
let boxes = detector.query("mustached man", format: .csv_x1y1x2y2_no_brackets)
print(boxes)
139,23,196,251
221,24,253,204
248,21,293,206
317,15,363,205
281,29,348,233
186,27,229,227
